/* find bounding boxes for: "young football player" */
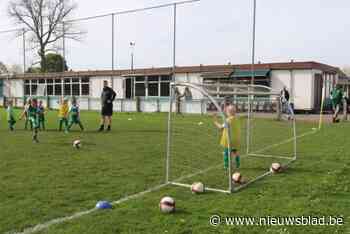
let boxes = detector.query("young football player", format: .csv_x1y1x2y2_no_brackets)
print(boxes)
330,85,344,123
20,98,40,143
213,104,241,170
21,98,32,130
6,99,16,131
37,100,46,130
58,97,69,133
68,98,84,131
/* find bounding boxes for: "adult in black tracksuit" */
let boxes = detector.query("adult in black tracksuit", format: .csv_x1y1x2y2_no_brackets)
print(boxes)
99,80,116,131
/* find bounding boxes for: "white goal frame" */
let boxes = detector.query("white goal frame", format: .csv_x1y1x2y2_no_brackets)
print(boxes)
165,82,298,194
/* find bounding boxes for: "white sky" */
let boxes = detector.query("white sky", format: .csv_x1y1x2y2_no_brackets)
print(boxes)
0,0,349,70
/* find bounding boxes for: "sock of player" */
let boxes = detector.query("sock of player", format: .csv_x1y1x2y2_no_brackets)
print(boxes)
59,119,63,131
235,155,240,168
223,150,229,169
107,125,111,131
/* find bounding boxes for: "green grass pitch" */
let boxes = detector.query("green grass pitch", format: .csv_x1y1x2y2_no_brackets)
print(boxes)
0,108,349,234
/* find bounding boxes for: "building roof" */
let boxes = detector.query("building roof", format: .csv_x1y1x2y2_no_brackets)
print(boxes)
0,61,340,80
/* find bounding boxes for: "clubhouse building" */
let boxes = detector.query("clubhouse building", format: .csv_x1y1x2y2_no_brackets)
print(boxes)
0,61,348,113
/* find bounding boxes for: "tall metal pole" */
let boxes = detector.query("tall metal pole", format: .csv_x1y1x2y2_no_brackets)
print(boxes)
251,0,257,86
62,22,66,73
22,28,26,73
130,42,135,71
172,3,177,82
247,0,257,155
166,3,177,184
111,13,115,88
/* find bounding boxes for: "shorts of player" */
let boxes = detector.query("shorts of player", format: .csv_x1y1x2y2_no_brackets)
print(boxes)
8,117,16,126
69,116,81,125
29,117,39,129
38,116,45,122
101,103,113,116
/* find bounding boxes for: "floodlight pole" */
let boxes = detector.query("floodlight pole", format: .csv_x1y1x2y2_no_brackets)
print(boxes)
22,28,26,73
172,3,177,82
130,42,135,71
62,22,66,73
251,0,257,87
112,13,115,88
166,3,177,184
247,0,257,155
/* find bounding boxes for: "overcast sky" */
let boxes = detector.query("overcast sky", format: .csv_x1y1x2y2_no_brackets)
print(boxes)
0,0,350,71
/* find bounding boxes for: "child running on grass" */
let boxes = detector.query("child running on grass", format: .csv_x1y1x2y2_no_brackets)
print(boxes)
21,98,32,130
37,100,46,130
7,99,16,131
213,104,241,170
20,98,40,143
68,98,84,131
58,97,69,133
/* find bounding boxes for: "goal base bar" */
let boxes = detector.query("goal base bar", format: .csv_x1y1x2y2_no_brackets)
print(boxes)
247,153,295,160
169,182,231,194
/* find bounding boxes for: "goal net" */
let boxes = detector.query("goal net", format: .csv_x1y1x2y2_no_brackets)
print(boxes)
166,82,297,193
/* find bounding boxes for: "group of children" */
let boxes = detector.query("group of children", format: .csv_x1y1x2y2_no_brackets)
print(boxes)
6,97,84,142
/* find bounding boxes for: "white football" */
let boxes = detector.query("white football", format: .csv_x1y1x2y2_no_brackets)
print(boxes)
232,172,242,184
198,122,203,125
159,196,175,213
191,182,204,194
270,163,282,173
73,140,81,149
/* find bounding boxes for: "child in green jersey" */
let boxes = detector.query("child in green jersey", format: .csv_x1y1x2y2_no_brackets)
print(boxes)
7,99,16,131
21,98,40,143
68,98,84,131
37,100,46,130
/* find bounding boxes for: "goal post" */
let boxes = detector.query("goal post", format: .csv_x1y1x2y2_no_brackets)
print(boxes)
166,82,234,193
166,82,298,194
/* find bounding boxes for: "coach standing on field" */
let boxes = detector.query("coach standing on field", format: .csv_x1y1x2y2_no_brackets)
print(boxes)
98,80,116,132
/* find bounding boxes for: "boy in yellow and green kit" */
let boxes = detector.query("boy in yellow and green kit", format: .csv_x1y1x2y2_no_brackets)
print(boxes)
214,104,241,170
58,97,69,133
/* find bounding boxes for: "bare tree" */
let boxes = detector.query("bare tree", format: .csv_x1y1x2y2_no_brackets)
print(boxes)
8,0,82,72
0,62,8,74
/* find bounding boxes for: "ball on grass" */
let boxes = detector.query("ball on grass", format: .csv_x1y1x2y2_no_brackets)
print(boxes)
73,140,81,149
270,162,282,173
191,182,205,194
232,172,242,184
160,196,175,213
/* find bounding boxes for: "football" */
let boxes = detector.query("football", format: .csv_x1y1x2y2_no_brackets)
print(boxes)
73,140,81,149
270,163,282,173
191,182,204,194
159,196,175,213
232,172,242,184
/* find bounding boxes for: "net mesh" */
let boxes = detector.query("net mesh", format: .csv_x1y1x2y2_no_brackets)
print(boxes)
167,83,297,193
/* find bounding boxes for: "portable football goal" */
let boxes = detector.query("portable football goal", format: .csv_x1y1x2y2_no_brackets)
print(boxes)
165,82,297,194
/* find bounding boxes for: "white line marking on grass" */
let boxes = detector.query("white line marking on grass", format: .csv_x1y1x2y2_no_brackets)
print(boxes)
7,184,168,234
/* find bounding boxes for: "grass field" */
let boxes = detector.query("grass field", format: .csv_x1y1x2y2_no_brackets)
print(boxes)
0,108,349,234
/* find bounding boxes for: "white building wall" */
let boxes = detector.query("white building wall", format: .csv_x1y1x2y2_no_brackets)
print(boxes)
271,69,314,110
90,76,112,98
113,76,124,99
174,73,203,99
3,79,24,98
